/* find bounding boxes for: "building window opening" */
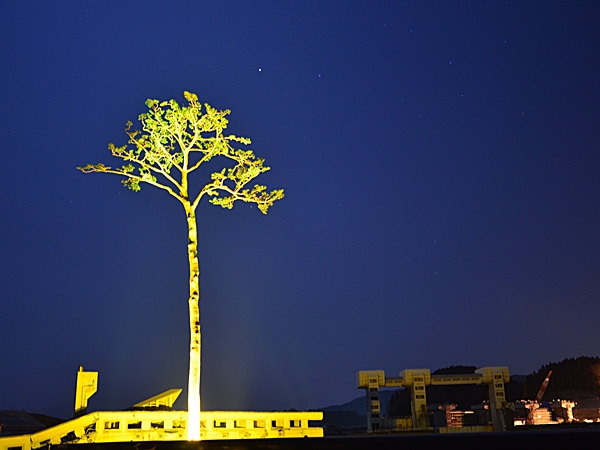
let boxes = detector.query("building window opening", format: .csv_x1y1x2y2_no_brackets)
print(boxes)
127,421,142,429
104,421,120,430
172,420,186,429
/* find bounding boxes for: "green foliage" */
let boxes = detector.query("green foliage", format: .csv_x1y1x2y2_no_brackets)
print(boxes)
78,91,284,213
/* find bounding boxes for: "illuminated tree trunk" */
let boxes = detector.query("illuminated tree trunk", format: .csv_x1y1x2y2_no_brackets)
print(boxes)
185,204,201,441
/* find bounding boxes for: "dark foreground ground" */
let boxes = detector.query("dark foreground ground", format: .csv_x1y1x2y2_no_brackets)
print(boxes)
51,428,600,450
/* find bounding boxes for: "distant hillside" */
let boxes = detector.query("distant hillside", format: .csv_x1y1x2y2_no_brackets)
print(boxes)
523,356,600,400
321,390,394,416
510,374,527,383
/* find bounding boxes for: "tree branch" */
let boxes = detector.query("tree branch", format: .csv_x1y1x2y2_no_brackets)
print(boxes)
77,164,184,202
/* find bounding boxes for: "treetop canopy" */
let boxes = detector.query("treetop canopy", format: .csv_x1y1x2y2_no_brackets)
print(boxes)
78,91,284,214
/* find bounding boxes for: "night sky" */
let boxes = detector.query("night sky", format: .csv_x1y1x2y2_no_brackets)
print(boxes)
1,2,599,419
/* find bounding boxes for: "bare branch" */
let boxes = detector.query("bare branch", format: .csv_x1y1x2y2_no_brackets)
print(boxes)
77,164,184,202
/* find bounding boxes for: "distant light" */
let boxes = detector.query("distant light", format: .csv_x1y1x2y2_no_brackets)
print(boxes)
258,68,262,72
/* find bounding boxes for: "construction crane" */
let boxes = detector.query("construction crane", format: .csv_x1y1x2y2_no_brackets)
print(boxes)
526,370,553,425
535,370,553,403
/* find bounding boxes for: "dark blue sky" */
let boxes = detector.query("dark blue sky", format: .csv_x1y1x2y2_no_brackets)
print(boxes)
1,2,599,419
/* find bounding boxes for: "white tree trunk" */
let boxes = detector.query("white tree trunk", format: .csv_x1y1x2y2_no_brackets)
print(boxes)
186,207,201,440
